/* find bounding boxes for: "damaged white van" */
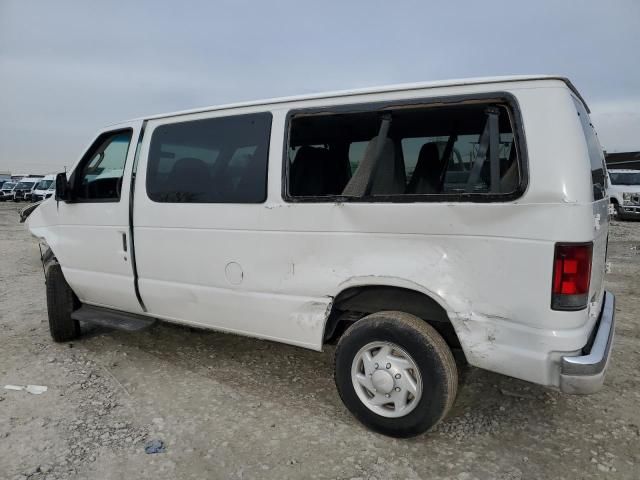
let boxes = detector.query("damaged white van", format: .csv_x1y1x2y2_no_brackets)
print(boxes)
27,76,614,437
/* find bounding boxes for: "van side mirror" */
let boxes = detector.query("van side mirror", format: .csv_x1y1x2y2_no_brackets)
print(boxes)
55,173,71,202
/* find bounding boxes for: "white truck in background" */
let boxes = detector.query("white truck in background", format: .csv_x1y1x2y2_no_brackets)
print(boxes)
31,174,57,202
607,169,640,220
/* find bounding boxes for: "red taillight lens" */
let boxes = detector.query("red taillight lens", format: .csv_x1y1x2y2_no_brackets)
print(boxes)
552,243,593,310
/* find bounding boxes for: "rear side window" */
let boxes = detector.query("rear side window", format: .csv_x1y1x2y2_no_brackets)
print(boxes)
285,97,522,201
572,97,606,200
146,112,272,203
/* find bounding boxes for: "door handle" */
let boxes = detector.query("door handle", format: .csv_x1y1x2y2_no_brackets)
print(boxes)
121,232,128,252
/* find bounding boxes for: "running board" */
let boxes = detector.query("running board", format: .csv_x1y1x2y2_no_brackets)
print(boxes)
71,305,156,332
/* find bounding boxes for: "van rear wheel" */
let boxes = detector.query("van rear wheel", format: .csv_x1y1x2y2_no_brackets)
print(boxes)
45,262,81,342
334,311,457,437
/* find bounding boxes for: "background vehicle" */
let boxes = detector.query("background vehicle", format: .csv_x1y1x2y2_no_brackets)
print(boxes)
26,76,614,437
12,178,39,202
607,169,640,220
0,182,17,201
31,174,56,202
44,183,56,199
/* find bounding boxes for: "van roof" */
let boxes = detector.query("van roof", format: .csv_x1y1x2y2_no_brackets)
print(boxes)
117,75,588,125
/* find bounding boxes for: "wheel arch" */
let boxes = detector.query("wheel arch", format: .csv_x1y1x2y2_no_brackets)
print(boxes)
323,281,463,353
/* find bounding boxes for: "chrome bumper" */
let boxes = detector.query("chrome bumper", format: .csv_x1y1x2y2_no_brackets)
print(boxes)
560,291,615,394
621,205,640,216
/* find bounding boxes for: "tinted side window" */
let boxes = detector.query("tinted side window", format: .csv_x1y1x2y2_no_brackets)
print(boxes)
73,130,132,201
572,97,606,200
147,113,272,203
286,101,520,200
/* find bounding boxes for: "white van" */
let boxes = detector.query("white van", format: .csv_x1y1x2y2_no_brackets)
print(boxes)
27,76,614,437
12,177,40,202
31,174,56,202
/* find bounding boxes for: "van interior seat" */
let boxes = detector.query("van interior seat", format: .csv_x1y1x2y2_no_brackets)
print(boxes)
406,142,441,194
500,144,519,192
231,148,267,202
342,136,406,196
290,146,343,196
170,157,212,195
475,142,519,193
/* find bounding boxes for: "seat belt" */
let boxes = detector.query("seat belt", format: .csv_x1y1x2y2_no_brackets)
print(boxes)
343,113,393,197
465,107,500,193
437,128,458,192
363,113,392,196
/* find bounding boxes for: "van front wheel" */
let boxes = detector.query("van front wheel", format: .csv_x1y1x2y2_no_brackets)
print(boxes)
334,311,457,437
45,262,81,342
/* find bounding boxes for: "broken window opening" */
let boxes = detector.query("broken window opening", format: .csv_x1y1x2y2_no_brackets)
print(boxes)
286,99,521,201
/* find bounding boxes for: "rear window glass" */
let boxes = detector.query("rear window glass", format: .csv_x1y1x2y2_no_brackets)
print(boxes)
147,113,272,203
286,100,520,200
572,97,606,200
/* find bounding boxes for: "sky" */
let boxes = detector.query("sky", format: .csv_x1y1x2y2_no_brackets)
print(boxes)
1,0,639,174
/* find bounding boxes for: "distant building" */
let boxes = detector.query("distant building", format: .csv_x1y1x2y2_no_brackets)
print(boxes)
605,151,640,170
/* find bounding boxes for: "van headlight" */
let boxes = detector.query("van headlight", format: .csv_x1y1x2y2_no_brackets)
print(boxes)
623,192,638,205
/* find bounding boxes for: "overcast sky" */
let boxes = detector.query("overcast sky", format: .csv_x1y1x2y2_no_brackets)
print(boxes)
1,0,639,174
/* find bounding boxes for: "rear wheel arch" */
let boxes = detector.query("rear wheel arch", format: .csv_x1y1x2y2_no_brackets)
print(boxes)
324,284,462,352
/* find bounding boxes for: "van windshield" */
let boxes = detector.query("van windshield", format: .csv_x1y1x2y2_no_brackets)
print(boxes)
15,181,35,189
2,182,15,190
610,171,640,185
36,180,53,190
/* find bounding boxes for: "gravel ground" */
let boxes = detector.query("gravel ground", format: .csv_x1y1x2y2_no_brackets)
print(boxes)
0,202,638,480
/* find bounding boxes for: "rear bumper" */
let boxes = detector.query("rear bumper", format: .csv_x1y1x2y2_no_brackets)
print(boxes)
559,291,615,394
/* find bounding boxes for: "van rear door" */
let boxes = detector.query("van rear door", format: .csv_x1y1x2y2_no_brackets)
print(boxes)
572,97,608,313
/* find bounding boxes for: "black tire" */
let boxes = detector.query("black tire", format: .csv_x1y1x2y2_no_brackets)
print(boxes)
334,311,457,438
613,203,627,220
613,202,622,218
45,261,81,342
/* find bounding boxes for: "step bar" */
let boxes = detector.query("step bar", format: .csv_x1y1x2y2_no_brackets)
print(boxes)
71,305,156,332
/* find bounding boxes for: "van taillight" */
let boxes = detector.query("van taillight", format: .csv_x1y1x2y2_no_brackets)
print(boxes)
551,243,593,310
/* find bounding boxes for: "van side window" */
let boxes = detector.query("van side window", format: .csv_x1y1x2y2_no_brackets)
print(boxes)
285,100,521,201
572,97,606,200
73,130,133,201
146,112,272,203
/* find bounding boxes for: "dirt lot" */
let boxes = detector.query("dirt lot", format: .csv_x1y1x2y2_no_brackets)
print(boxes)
0,202,638,480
